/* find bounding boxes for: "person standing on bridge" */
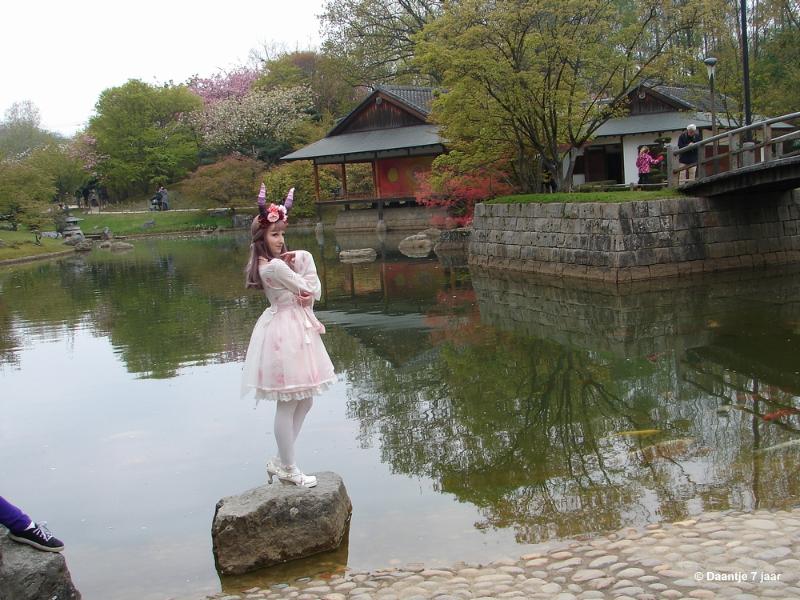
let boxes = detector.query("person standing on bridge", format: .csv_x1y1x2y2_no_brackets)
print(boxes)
678,124,702,181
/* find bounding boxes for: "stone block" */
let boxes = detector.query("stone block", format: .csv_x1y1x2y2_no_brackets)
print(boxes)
623,235,642,251
211,473,352,575
600,204,621,219
0,532,81,599
658,198,680,215
614,251,637,268
631,202,650,218
578,204,601,219
544,203,564,218
590,235,611,252
635,248,656,266
563,204,580,219
673,212,699,230
633,217,662,234
784,220,799,236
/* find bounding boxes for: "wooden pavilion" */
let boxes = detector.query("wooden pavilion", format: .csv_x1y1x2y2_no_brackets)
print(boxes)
281,85,446,218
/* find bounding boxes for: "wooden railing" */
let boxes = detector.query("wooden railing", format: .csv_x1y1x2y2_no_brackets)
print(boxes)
667,111,800,187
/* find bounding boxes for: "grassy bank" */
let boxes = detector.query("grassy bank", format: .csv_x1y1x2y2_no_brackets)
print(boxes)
0,230,71,262
490,189,682,204
79,210,236,236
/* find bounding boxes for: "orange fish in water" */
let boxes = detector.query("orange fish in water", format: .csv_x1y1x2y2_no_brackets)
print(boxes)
646,352,666,363
762,408,800,421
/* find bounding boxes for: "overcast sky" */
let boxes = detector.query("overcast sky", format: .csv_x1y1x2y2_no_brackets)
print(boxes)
1,0,326,136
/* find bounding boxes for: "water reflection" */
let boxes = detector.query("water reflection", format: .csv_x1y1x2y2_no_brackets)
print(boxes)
1,234,799,599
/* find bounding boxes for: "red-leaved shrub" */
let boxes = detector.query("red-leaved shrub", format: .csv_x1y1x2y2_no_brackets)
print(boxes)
415,169,514,227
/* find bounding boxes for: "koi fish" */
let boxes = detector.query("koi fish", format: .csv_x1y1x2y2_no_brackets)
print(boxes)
755,438,800,453
762,408,800,421
614,429,660,437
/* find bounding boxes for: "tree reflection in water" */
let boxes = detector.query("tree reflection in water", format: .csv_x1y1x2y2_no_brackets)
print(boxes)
344,264,800,545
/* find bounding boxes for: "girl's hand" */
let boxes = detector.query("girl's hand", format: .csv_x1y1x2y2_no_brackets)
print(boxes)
298,291,313,307
280,252,296,269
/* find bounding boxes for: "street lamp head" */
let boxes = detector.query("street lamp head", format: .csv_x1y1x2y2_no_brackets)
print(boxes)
704,56,718,80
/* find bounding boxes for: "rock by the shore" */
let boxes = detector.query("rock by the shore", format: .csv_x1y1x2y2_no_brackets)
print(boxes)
212,472,352,576
74,240,94,252
110,241,134,251
0,531,81,600
339,248,377,263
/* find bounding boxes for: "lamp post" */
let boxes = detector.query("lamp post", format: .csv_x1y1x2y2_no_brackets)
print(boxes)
740,0,753,143
703,57,718,137
704,56,719,174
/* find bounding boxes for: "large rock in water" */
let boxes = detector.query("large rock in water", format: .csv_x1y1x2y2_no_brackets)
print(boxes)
0,532,81,600
211,471,352,575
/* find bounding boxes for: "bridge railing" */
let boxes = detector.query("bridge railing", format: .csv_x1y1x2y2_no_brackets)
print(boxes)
667,111,800,187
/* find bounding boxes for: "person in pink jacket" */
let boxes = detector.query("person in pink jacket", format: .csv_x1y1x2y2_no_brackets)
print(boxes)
636,146,664,185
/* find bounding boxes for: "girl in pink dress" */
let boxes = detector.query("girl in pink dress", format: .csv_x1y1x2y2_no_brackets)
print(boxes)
241,185,336,487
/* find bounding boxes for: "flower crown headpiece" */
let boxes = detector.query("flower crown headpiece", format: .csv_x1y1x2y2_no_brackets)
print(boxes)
257,183,294,227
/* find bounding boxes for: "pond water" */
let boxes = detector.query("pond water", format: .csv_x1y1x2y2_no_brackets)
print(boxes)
1,232,800,600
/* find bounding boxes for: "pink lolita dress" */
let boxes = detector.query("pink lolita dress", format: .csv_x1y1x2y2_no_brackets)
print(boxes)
241,250,336,401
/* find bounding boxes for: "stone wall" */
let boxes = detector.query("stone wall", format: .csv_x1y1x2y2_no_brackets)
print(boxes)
469,190,800,282
335,207,446,232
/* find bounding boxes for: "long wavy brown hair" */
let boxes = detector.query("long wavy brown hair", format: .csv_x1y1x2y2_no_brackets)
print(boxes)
245,217,288,289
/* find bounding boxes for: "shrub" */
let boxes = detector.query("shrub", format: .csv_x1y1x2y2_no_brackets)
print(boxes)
262,161,339,220
415,168,515,227
180,155,263,205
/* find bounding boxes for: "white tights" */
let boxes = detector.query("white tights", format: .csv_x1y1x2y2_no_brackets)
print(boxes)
273,396,313,468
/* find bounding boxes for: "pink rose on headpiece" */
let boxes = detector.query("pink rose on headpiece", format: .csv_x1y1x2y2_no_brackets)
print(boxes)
266,203,287,223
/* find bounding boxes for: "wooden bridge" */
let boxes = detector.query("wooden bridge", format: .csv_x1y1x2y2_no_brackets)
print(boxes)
668,111,800,196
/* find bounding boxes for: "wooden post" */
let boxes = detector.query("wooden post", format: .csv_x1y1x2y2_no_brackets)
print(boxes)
340,163,348,198
372,158,380,199
666,144,679,188
763,123,772,162
697,140,707,179
313,163,321,202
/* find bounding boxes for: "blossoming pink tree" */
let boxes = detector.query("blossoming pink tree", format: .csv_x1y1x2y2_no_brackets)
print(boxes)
186,67,312,161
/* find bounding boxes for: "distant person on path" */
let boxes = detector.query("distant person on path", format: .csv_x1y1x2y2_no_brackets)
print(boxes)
636,146,664,185
158,186,169,210
241,184,336,488
678,124,702,181
0,495,64,552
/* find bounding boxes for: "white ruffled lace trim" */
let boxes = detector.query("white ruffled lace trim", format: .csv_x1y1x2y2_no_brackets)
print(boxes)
249,376,337,404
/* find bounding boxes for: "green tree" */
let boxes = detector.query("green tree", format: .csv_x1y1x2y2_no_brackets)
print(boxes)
26,144,88,203
0,161,54,230
88,80,202,200
415,0,699,191
320,0,444,85
256,50,362,118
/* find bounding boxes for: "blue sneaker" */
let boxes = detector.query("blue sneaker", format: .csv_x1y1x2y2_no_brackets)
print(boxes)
9,522,64,552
